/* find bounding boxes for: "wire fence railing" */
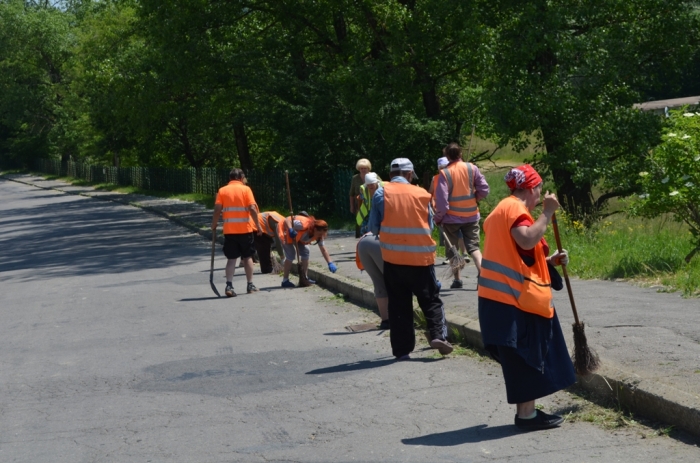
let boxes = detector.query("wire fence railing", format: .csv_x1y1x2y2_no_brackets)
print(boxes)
28,159,354,218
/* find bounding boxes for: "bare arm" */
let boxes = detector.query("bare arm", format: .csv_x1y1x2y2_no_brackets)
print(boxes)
211,204,223,230
319,244,332,264
510,191,560,250
248,204,261,235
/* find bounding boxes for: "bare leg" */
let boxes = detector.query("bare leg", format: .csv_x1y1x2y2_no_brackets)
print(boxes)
376,297,389,321
283,259,293,280
516,401,536,418
225,259,237,282
301,259,310,279
471,249,483,274
242,257,255,283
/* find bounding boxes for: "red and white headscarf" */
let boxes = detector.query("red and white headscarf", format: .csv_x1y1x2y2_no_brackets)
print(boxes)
504,164,542,191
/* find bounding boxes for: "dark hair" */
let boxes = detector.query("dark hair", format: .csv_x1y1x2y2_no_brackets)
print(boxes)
443,143,462,161
229,168,245,181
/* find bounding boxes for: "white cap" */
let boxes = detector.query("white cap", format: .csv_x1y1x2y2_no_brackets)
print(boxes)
390,158,417,180
390,157,413,172
437,157,449,169
364,172,380,185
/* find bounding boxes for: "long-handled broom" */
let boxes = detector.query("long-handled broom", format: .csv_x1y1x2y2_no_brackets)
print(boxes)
551,212,599,376
439,226,466,279
209,230,221,297
284,171,312,287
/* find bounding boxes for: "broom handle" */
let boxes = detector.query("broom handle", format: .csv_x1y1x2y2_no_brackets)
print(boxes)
439,225,457,254
465,124,476,162
284,171,302,262
551,212,580,325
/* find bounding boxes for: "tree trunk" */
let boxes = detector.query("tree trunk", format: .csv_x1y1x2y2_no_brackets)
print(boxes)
541,125,595,221
422,87,441,119
234,123,253,171
176,118,201,168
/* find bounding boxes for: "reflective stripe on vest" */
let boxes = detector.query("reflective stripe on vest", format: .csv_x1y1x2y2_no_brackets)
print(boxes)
217,181,255,234
441,162,479,217
477,196,553,318
379,183,435,266
356,184,370,226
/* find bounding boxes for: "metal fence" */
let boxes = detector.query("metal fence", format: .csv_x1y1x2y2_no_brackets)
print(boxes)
31,159,354,218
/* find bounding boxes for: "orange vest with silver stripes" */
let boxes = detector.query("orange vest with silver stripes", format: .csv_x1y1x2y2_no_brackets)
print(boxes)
478,196,553,318
379,183,436,266
277,215,315,245
255,211,285,236
440,161,478,219
217,181,255,234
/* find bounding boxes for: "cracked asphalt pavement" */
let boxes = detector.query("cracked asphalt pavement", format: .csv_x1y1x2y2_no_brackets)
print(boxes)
2,178,700,462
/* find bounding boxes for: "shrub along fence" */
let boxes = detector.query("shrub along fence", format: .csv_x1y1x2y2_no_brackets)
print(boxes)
31,159,354,219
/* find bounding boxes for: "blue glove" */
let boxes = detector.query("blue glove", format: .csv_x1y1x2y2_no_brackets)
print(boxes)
328,262,338,273
288,228,298,238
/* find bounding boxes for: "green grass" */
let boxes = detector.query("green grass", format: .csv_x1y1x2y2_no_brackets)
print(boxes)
547,213,700,297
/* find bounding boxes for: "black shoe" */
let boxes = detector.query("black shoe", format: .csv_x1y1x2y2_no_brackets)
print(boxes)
247,282,258,294
378,320,390,330
514,410,564,431
450,279,463,289
225,284,236,298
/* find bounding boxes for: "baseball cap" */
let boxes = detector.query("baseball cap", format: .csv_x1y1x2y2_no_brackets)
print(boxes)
437,157,449,169
390,158,417,180
364,172,380,185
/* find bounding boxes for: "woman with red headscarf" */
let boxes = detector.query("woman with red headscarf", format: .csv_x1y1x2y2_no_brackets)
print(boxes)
478,165,575,431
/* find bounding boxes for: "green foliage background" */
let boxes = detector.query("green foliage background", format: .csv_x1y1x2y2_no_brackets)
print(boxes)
2,0,700,220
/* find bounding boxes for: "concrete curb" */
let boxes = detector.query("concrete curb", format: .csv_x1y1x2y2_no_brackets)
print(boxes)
5,173,700,438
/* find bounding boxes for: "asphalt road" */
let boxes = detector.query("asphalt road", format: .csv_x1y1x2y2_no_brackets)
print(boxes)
2,178,700,462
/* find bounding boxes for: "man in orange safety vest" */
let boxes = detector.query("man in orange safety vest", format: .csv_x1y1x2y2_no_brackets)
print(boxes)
211,168,261,297
368,157,453,360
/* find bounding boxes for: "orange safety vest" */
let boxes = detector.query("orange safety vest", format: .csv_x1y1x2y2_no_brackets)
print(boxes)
379,183,436,266
217,181,255,234
440,161,478,219
430,173,440,198
255,211,285,237
478,196,553,318
277,215,315,245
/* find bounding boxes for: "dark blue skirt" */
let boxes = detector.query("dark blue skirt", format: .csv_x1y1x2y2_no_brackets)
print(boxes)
478,297,576,404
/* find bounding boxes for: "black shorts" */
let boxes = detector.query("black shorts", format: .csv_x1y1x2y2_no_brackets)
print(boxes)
223,233,256,260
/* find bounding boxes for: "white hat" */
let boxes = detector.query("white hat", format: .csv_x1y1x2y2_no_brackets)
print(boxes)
390,157,417,180
364,172,380,185
390,158,413,172
437,157,449,169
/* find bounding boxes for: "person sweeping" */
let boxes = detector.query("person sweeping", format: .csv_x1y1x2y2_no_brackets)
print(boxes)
478,164,575,431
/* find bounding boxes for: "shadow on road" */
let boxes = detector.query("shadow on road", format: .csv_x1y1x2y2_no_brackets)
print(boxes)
402,424,519,446
306,356,442,375
0,191,208,280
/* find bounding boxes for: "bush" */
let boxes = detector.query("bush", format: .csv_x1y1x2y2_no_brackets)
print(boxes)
630,108,700,262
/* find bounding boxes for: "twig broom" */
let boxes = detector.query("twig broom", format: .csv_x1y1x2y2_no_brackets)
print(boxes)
439,226,466,279
284,171,312,287
551,212,600,376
